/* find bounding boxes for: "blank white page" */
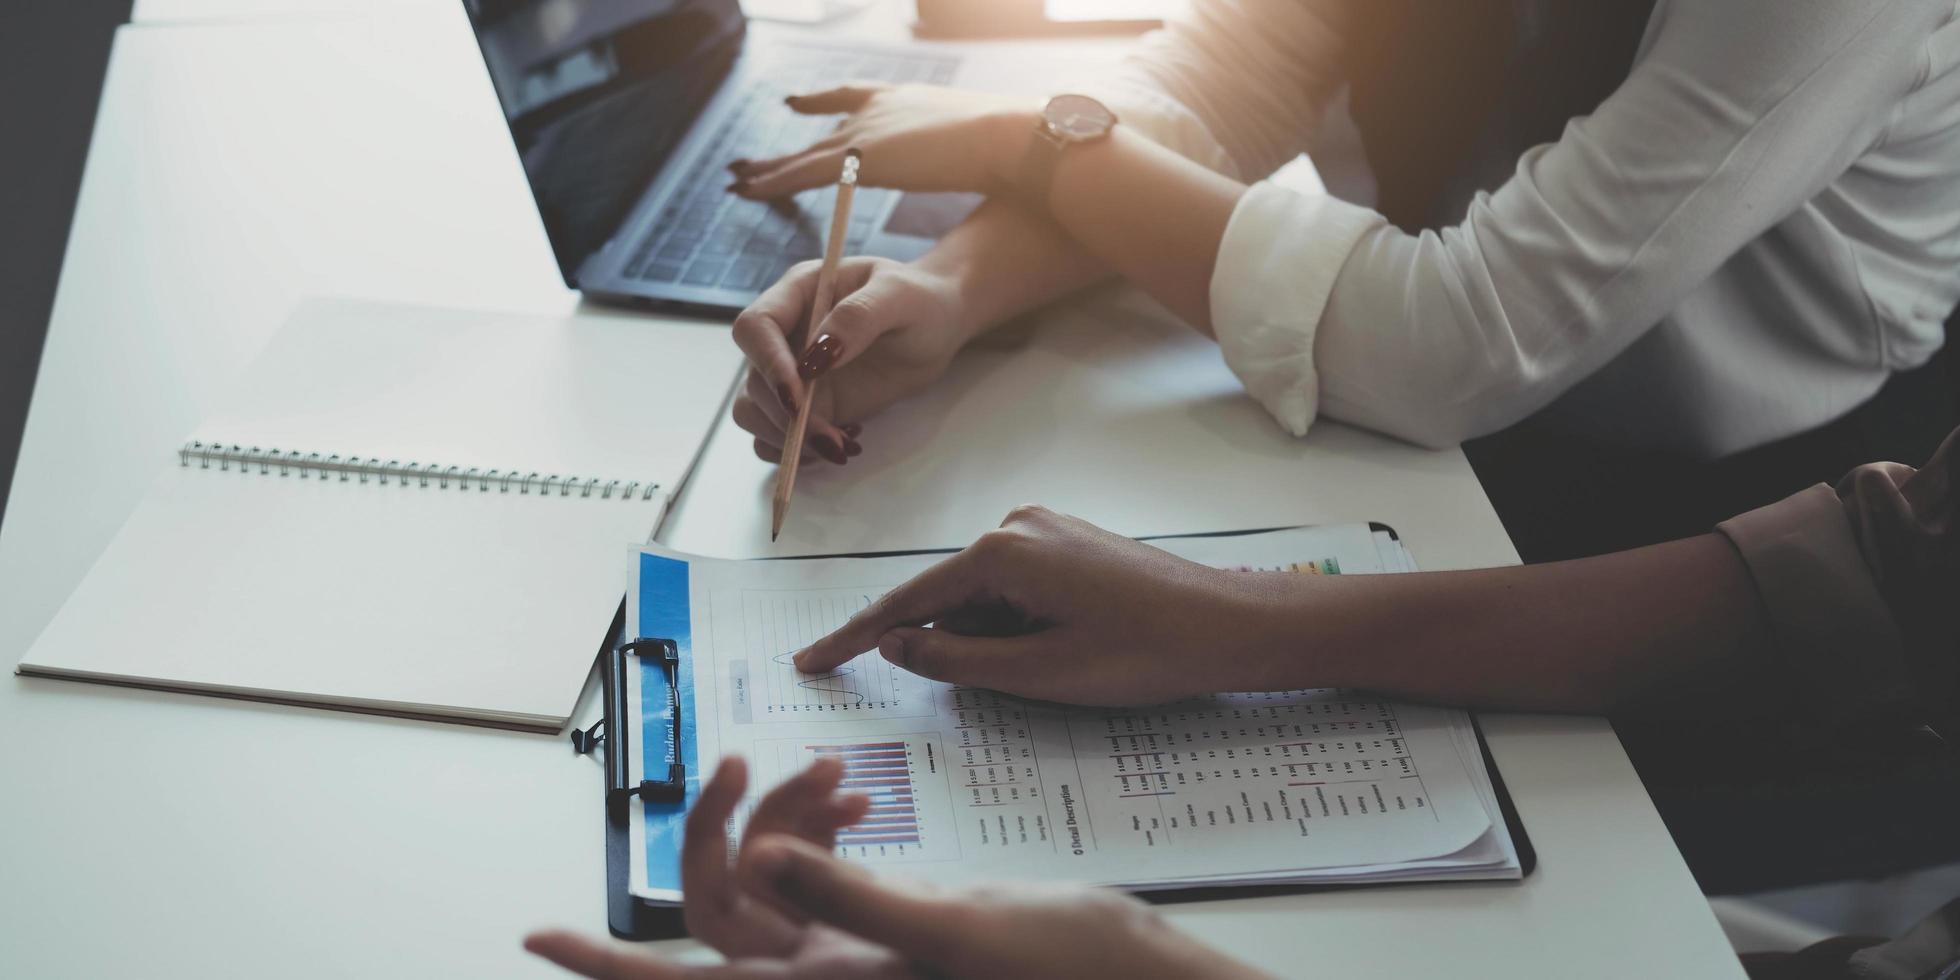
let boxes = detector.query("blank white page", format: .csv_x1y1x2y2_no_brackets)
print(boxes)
19,466,651,728
190,297,742,493
17,298,744,729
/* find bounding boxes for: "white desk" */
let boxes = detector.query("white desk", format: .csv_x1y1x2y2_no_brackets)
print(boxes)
0,4,1742,977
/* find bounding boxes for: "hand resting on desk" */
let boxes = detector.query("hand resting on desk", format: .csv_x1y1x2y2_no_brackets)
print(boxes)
525,757,1263,980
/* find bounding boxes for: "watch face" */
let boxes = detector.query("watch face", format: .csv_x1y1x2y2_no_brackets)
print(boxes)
1044,94,1117,142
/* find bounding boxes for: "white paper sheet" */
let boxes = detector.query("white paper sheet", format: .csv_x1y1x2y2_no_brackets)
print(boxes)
17,299,744,730
627,525,1522,900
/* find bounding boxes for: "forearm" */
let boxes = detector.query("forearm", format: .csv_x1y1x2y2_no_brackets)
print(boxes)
912,197,1113,344
1222,534,1773,712
988,119,1244,334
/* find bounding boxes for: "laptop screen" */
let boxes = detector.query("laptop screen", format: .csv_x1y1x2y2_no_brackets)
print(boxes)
465,0,747,285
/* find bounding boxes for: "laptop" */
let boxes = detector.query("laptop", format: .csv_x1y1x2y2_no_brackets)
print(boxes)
466,0,987,312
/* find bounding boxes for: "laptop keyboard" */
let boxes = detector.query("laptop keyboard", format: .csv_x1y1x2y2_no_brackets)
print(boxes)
622,47,960,294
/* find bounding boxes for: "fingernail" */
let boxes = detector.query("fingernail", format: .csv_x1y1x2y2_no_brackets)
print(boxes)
814,435,847,465
783,94,802,107
843,438,863,457
798,333,842,380
728,158,752,173
843,423,862,438
776,382,797,412
791,648,809,669
727,179,750,194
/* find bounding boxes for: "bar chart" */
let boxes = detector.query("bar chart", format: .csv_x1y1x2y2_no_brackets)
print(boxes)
819,742,924,848
763,734,960,864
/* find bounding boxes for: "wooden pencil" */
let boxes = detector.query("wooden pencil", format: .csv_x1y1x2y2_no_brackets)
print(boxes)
771,148,861,541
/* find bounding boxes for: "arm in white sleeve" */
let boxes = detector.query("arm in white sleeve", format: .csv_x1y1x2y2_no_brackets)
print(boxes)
1084,0,1352,178
1213,0,1949,446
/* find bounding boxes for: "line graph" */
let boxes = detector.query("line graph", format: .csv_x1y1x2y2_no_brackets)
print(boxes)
769,651,885,705
738,588,936,720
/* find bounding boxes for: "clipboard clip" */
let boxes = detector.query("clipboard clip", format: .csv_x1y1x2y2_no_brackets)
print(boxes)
570,718,607,755
570,636,687,807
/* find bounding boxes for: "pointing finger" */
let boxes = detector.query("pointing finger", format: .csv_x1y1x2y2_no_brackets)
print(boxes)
877,627,1065,695
793,548,990,673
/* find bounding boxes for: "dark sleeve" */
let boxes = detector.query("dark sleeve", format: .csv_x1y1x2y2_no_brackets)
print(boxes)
1715,427,1960,744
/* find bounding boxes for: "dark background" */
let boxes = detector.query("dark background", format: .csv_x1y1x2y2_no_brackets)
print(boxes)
0,2,132,525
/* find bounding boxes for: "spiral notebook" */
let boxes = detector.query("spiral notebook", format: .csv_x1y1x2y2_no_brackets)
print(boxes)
15,298,744,731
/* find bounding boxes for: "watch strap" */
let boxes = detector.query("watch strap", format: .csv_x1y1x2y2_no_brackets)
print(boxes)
1015,124,1068,216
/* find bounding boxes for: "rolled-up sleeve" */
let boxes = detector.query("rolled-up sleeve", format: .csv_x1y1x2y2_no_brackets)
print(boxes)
1123,0,1948,446
1209,184,1383,435
1311,0,1948,448
1074,0,1377,434
1717,427,1960,741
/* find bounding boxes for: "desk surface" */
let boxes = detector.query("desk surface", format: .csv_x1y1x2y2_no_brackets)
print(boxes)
1,3,1741,977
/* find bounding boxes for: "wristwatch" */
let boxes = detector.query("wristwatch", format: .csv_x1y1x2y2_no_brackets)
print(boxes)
1015,94,1118,212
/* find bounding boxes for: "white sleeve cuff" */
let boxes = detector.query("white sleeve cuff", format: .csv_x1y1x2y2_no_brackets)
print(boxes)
1210,181,1384,436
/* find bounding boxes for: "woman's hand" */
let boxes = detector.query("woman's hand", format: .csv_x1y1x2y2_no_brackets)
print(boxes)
731,255,972,465
526,757,1267,980
525,756,912,979
727,835,1272,980
729,84,1033,200
793,506,1298,705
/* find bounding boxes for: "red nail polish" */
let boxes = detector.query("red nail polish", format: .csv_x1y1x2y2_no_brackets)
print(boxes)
776,382,796,411
815,437,848,465
844,439,863,457
798,334,843,380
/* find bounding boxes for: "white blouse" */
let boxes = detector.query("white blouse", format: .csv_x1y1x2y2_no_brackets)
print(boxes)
1093,0,1960,456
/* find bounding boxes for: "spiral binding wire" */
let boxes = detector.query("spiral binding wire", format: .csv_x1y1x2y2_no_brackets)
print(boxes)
176,441,660,501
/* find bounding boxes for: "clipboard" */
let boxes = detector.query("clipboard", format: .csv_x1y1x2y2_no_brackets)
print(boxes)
571,617,691,940
573,524,1537,940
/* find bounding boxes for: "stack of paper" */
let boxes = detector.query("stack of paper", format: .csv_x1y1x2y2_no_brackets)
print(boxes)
620,524,1523,902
